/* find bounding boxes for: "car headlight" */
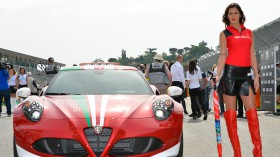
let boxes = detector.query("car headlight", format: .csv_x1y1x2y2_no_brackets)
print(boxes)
22,101,44,122
152,98,174,120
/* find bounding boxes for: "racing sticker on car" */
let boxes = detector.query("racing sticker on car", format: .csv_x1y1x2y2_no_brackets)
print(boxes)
71,95,92,127
71,103,81,112
71,95,111,128
87,95,97,126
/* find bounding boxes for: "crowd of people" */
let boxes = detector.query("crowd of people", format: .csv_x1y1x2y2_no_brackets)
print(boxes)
141,53,217,121
0,57,60,116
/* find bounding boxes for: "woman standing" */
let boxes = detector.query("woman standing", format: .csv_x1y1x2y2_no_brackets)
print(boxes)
8,68,17,112
17,67,28,89
186,60,207,120
216,3,262,157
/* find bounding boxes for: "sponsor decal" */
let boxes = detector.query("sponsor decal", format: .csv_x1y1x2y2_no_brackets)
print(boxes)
71,103,81,112
234,35,250,39
71,95,92,127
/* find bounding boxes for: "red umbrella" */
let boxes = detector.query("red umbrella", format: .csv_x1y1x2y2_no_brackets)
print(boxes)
214,90,222,157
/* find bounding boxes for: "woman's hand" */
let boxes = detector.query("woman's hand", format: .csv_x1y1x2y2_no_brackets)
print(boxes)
254,76,260,92
215,76,220,83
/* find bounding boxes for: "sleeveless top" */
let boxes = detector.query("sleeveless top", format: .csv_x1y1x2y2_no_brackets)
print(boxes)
224,24,252,67
8,75,17,86
148,62,169,84
19,74,27,85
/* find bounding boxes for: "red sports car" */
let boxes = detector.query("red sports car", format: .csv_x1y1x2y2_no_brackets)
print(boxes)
13,65,184,157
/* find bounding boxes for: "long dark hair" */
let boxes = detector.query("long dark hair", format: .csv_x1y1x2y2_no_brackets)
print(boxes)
222,3,246,27
19,67,26,74
189,60,197,75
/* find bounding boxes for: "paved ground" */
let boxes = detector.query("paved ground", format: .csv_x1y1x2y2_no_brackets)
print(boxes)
1,98,280,157
182,97,280,157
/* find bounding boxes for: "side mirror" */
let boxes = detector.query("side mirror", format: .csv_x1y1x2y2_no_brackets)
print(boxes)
16,88,31,104
150,85,160,95
167,86,183,97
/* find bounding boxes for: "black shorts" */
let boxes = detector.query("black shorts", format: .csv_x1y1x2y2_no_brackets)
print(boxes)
9,86,17,94
277,85,280,94
218,64,255,96
19,84,27,89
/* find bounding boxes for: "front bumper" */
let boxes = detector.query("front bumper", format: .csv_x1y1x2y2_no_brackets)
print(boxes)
14,114,183,157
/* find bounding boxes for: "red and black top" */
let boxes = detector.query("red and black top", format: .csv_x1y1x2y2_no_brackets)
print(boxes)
224,24,252,67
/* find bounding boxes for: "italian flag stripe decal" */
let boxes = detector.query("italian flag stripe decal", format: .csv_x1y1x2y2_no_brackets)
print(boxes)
71,95,92,127
87,95,96,126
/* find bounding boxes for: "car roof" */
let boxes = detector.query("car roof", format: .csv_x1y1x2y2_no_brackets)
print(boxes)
61,65,138,71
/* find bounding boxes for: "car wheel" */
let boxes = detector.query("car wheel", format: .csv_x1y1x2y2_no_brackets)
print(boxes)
13,136,19,157
176,133,183,157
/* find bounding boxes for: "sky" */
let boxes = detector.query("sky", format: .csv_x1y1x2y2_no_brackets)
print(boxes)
0,0,279,66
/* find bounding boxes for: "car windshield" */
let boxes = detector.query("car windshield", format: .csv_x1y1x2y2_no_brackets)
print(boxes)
45,69,153,95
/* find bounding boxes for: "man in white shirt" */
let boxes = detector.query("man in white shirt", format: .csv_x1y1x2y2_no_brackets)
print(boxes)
171,55,188,114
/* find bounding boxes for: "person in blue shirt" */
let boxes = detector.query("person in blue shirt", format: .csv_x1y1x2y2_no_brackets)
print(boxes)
0,62,11,117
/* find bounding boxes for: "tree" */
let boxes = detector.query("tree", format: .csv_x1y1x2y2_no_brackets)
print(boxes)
93,58,104,62
184,41,210,61
184,47,191,54
108,58,118,62
143,48,157,63
121,49,127,59
177,49,184,55
169,48,177,61
119,49,129,65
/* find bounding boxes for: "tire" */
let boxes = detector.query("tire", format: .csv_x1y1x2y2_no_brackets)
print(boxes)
176,132,184,157
13,136,19,157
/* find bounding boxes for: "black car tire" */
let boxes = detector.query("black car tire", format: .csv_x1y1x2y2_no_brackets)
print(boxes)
176,132,183,157
13,136,19,157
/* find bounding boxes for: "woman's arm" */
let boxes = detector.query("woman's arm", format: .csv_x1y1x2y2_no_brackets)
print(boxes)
26,75,28,86
186,80,190,89
16,76,19,89
251,34,260,92
216,31,227,82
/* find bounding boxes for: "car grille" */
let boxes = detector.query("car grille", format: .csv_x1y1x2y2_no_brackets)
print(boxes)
33,138,87,157
84,128,112,157
110,137,163,156
110,138,136,154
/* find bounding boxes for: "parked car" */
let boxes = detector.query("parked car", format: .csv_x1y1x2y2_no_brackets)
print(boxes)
13,65,183,157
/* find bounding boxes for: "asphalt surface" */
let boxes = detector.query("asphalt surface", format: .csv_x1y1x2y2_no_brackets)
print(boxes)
1,98,280,157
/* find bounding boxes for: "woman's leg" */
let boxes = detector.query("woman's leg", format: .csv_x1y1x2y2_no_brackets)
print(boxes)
218,91,225,114
240,87,262,157
189,89,198,119
209,89,214,111
10,93,16,112
181,89,188,114
223,94,242,157
237,95,244,118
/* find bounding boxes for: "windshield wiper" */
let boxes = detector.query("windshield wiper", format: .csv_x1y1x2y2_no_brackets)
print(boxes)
45,93,82,95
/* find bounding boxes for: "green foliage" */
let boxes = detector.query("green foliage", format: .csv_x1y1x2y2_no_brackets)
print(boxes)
109,41,213,67
108,58,118,62
93,58,104,62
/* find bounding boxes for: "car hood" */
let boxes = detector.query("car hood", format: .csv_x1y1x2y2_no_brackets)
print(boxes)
41,95,158,119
